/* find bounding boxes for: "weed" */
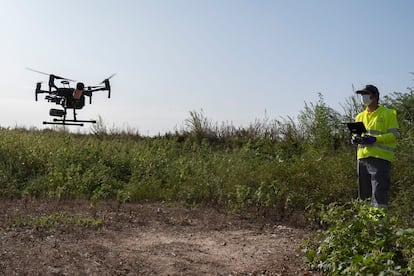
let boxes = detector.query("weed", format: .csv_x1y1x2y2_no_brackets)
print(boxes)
303,200,414,274
33,211,103,231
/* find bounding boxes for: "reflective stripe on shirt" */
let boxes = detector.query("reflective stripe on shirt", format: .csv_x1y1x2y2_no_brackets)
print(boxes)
358,143,396,152
367,128,400,138
388,128,400,138
367,130,385,135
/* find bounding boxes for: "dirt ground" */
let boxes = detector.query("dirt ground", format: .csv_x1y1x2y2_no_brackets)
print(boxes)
0,199,314,275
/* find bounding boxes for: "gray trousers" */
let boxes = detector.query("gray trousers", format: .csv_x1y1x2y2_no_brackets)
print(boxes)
357,157,391,207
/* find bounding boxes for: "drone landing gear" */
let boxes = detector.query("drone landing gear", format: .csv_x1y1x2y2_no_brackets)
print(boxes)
44,108,97,126
43,119,97,127
43,121,85,127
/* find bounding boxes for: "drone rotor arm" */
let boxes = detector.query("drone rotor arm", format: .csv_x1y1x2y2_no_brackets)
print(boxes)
86,85,111,98
86,87,104,92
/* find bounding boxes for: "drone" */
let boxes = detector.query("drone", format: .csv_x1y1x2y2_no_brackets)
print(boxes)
28,68,115,126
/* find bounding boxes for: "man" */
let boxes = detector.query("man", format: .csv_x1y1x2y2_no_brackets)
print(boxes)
354,84,399,207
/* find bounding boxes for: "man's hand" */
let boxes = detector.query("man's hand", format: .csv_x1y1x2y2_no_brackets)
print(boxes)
351,136,362,144
362,135,377,145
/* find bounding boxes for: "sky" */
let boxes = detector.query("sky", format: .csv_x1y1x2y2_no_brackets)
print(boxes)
1,0,413,135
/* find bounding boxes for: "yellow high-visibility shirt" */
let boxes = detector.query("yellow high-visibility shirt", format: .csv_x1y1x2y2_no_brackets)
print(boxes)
355,106,399,162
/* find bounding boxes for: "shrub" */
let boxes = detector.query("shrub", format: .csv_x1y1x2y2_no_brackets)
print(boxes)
303,200,414,274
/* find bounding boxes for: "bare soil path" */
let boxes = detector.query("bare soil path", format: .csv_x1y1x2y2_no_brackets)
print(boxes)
0,199,313,275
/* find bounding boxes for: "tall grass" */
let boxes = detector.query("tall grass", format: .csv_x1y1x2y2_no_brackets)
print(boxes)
0,91,413,222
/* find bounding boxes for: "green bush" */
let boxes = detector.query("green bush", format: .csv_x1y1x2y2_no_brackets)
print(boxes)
303,200,414,275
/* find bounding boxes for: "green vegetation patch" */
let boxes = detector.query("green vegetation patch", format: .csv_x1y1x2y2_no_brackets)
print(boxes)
0,90,413,221
34,211,103,231
303,200,414,275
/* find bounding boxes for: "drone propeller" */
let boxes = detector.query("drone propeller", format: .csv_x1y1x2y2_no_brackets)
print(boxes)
52,74,76,82
26,67,76,82
99,73,116,84
26,68,50,76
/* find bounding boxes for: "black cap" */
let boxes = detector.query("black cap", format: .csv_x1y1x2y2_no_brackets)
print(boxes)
76,82,85,90
356,84,379,95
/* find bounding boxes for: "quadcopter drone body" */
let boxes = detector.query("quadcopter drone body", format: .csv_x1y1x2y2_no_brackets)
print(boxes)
29,69,115,126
